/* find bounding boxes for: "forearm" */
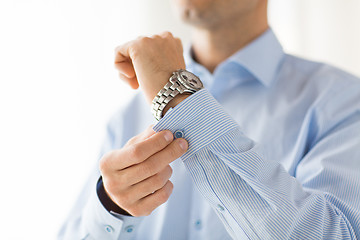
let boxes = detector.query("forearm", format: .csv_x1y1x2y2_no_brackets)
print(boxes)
185,130,356,239
154,88,360,239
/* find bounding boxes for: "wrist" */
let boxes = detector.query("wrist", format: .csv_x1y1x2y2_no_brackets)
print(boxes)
152,69,203,121
162,94,190,115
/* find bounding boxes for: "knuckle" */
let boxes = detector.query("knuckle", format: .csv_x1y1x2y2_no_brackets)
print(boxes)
103,178,117,195
153,173,166,188
125,134,141,147
99,158,107,174
116,172,128,186
141,209,152,217
128,44,139,59
159,165,172,182
169,143,181,158
158,182,173,203
168,181,174,191
99,151,113,173
127,206,139,216
138,36,151,44
117,191,132,206
141,162,156,178
163,31,172,37
151,34,161,40
158,189,170,203
129,206,148,217
128,135,138,143
166,165,173,177
128,144,143,161
153,135,167,150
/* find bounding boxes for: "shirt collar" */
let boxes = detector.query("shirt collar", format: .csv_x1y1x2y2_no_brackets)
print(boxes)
185,28,285,87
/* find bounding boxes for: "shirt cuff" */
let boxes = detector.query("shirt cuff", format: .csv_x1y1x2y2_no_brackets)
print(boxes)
153,89,239,161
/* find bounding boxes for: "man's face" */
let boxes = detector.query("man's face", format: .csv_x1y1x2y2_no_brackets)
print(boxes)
172,0,263,29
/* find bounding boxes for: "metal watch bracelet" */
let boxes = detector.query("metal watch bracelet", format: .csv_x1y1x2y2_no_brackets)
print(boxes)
151,79,181,121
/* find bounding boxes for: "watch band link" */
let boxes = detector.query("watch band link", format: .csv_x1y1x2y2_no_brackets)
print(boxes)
151,80,181,121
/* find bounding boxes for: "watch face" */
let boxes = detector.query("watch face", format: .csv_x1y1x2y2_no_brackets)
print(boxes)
179,70,203,90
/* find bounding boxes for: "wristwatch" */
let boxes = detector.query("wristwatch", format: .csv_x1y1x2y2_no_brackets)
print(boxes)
151,69,203,121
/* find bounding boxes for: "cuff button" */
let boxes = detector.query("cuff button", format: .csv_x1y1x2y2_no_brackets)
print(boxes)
104,225,114,233
174,130,184,139
125,225,134,233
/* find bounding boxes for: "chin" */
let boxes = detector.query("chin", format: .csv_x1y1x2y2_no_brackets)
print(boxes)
172,0,210,23
176,6,214,29
173,0,264,29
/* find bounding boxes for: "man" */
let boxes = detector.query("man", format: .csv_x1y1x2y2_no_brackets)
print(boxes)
59,0,360,239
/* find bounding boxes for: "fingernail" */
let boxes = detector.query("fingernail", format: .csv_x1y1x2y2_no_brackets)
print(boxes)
164,131,173,142
178,139,188,150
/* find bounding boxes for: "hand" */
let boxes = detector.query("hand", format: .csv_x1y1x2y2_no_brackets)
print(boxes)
114,32,186,104
99,126,188,217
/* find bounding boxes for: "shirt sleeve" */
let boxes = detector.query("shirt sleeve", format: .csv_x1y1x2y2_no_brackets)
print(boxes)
57,119,143,240
153,88,360,239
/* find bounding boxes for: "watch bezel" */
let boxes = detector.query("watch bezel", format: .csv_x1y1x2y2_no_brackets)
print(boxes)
176,69,203,92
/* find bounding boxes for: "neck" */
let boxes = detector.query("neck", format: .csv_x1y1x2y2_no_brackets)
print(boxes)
191,8,268,73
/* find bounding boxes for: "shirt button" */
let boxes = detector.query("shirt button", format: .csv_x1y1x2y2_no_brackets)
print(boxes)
195,219,202,230
125,225,134,233
104,225,114,233
217,204,225,212
174,130,184,139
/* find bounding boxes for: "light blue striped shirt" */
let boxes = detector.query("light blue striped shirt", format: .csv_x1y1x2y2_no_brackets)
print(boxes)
59,29,360,239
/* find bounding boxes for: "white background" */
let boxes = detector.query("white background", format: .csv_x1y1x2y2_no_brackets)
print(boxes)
0,0,359,239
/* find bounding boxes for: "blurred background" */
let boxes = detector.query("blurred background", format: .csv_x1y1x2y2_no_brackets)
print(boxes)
0,0,359,239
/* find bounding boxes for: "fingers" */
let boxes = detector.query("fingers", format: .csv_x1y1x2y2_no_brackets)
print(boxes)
114,43,138,88
148,138,188,170
127,130,175,163
118,72,139,89
159,31,173,38
159,31,183,51
101,130,174,171
129,180,174,216
124,165,173,202
115,60,136,78
125,125,156,146
100,127,188,217
141,125,157,141
121,137,188,185
114,41,134,63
